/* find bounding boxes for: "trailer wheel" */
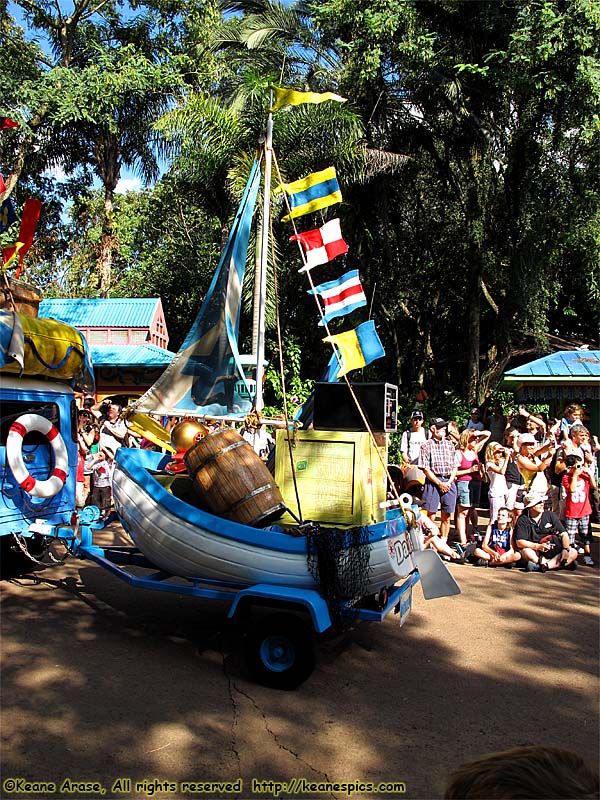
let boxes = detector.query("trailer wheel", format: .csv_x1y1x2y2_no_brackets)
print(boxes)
244,612,315,690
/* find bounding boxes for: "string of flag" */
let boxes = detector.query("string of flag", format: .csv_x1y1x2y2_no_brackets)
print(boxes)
273,86,385,380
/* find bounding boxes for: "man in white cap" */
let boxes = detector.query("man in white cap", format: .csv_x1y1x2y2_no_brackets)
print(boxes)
400,409,429,466
515,491,578,572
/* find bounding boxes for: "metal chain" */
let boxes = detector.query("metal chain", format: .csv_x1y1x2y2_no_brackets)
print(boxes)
8,531,75,569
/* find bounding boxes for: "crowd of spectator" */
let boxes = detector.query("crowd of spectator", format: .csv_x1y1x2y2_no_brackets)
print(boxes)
399,402,598,571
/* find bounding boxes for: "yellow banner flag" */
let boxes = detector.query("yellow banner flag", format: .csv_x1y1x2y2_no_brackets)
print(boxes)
323,321,385,379
271,87,347,112
277,167,342,222
323,328,365,378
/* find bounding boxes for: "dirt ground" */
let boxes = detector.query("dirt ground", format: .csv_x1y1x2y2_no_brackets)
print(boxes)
1,519,598,800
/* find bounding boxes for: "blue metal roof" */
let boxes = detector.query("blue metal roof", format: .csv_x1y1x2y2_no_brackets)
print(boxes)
39,298,161,328
90,344,175,368
504,350,600,380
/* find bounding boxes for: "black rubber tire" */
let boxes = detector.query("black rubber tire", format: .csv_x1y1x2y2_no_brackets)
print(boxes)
243,612,315,690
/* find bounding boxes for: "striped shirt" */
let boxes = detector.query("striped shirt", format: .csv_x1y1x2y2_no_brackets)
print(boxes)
419,438,460,477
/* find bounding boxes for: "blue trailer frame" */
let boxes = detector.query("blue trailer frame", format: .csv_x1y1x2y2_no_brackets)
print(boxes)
11,506,421,688
73,511,420,633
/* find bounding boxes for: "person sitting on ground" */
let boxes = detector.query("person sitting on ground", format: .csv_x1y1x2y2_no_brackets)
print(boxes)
562,453,596,566
515,491,578,572
485,442,510,525
443,745,599,799
454,428,491,550
413,497,465,563
470,507,521,568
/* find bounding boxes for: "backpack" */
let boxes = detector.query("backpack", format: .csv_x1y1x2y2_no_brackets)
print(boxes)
406,428,430,448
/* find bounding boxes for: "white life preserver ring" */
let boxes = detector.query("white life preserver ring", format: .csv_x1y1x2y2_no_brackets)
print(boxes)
7,413,69,498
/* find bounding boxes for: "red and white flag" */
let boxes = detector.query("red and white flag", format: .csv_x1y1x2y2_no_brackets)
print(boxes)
309,269,367,326
290,218,348,272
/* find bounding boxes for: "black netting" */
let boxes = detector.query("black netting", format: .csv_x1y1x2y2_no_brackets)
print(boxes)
306,524,372,630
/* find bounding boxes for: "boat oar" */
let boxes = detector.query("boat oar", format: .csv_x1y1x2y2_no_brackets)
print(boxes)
122,409,176,453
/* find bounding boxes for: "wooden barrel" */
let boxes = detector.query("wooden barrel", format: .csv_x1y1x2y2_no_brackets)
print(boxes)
0,278,42,317
184,428,286,527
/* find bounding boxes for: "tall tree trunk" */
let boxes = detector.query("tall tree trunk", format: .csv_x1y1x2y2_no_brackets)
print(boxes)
95,130,121,296
98,186,115,296
466,282,481,404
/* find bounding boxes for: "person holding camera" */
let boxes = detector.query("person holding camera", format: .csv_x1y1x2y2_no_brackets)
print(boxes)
77,409,98,508
562,453,596,566
485,442,510,524
98,401,130,454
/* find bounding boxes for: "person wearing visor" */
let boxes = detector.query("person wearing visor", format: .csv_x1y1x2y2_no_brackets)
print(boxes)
515,432,554,498
419,418,461,540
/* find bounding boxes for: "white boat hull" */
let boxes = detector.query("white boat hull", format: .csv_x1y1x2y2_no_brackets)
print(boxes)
112,448,417,594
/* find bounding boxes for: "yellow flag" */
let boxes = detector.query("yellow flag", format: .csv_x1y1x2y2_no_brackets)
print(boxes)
323,328,365,378
277,167,342,222
271,87,347,112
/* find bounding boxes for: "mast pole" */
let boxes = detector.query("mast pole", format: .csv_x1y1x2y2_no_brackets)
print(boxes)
254,106,273,412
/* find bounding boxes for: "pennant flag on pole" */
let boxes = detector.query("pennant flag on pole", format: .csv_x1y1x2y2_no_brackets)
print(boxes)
271,87,347,112
323,319,385,379
309,269,367,326
2,199,42,266
0,117,19,130
290,218,348,272
1,242,24,271
0,196,17,233
278,167,342,222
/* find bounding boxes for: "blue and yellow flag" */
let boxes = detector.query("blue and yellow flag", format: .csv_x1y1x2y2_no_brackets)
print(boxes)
278,167,342,223
323,320,385,379
271,87,347,112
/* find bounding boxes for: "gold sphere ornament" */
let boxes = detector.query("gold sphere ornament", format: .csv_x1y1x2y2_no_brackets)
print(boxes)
170,419,209,452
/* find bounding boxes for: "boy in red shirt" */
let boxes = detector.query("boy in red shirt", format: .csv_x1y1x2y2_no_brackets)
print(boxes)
562,454,596,565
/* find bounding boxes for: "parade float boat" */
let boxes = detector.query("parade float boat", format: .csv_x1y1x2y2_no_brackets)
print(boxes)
110,92,460,606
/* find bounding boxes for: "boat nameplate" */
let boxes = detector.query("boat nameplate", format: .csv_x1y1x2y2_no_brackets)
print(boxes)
386,531,414,575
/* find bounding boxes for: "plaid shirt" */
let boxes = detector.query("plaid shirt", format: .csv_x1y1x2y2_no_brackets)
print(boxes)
419,437,460,477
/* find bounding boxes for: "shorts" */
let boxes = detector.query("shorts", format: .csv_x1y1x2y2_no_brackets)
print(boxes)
422,480,457,515
457,480,482,508
564,516,590,544
506,483,526,510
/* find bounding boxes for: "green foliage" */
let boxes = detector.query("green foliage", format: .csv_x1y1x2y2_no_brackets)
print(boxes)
264,337,315,409
2,0,598,412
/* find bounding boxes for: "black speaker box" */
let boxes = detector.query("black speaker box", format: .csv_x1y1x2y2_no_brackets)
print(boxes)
313,382,398,432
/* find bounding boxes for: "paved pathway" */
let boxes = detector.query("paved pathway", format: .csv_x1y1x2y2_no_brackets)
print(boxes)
1,522,598,799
